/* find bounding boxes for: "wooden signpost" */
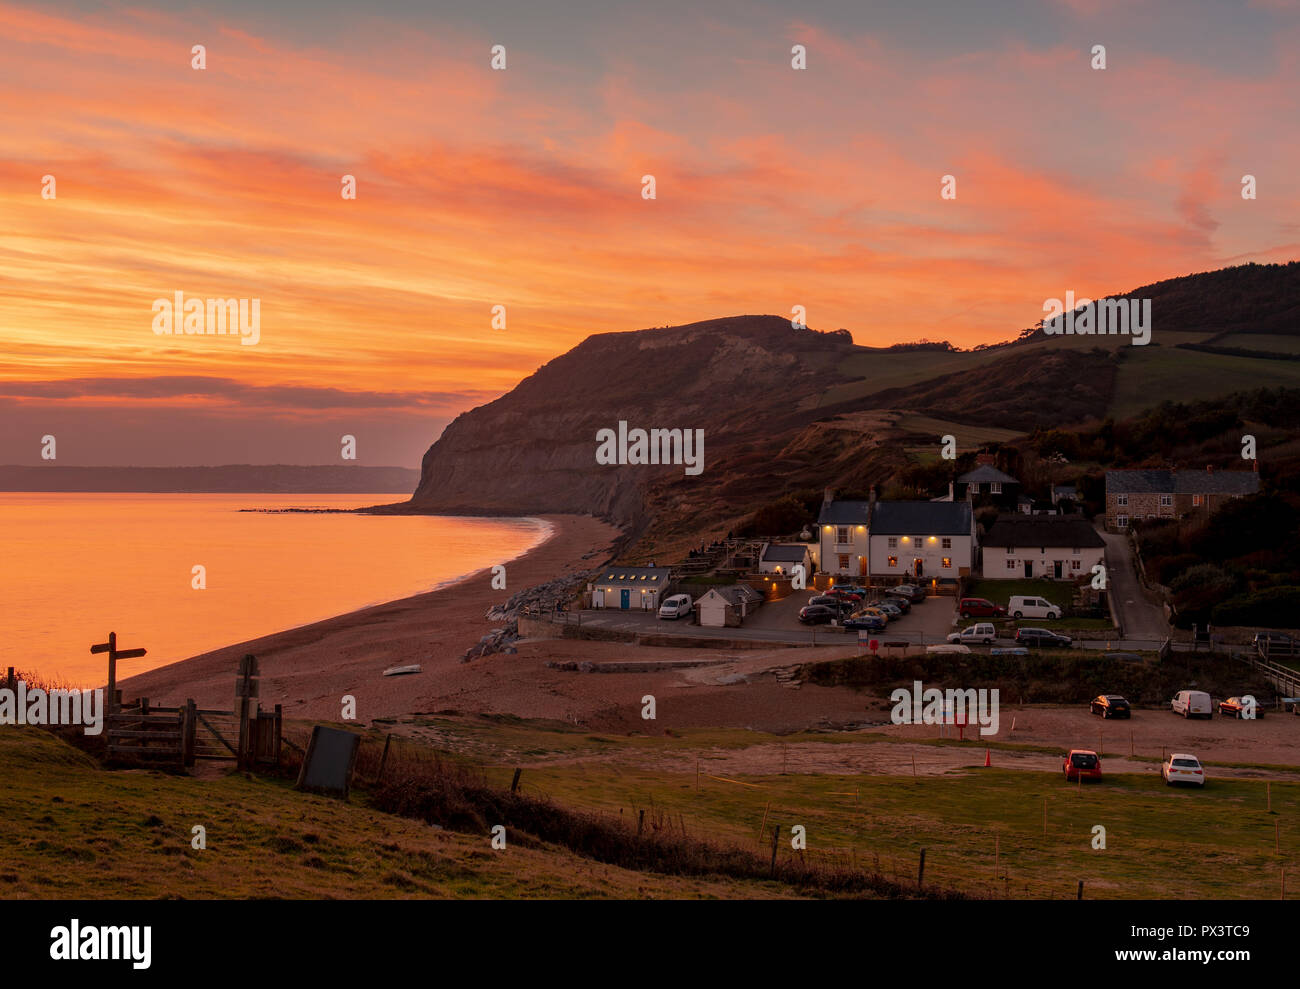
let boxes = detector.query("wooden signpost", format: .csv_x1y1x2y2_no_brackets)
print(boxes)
90,632,147,714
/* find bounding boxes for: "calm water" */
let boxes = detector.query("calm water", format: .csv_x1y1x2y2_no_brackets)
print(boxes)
0,493,550,685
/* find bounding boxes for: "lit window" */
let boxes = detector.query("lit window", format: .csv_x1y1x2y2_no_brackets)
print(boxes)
838,555,850,570
1192,494,1203,507
941,557,952,569
836,526,850,544
941,538,952,549
888,556,898,567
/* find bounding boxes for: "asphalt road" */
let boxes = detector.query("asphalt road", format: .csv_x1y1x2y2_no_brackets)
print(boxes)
1100,530,1171,641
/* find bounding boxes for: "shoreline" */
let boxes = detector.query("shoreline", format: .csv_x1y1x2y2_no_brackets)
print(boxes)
118,513,621,720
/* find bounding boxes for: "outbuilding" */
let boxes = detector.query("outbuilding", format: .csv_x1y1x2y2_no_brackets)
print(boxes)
696,585,764,627
590,567,673,611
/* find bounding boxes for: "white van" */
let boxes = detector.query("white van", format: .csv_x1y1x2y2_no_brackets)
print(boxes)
657,593,694,620
1008,595,1061,620
1171,690,1213,719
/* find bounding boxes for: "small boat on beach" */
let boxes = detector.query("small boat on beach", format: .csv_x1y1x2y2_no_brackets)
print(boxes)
382,664,423,677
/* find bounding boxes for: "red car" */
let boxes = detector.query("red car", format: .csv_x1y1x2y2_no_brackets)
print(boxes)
826,587,866,603
959,597,1007,619
1063,749,1102,782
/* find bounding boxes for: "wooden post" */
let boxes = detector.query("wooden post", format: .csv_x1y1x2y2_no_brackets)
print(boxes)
106,631,117,715
235,654,257,771
273,704,282,767
1268,781,1272,813
994,835,999,879
695,757,700,792
509,767,521,794
756,801,771,846
917,848,926,889
1129,729,1134,758
377,735,393,783
1276,820,1280,855
182,699,197,767
1043,797,1047,835
769,824,780,876
637,809,645,836
911,754,917,778
1077,879,1084,900
5,667,14,693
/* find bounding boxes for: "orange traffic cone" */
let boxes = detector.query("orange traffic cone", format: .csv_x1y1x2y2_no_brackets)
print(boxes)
984,747,991,768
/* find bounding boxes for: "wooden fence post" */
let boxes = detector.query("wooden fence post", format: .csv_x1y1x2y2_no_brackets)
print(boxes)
770,824,780,876
273,704,282,767
918,848,926,889
376,734,393,783
182,699,197,767
510,767,521,794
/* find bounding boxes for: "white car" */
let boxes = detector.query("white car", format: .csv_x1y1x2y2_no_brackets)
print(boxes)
1008,595,1061,620
1162,752,1206,787
657,594,693,620
946,623,997,645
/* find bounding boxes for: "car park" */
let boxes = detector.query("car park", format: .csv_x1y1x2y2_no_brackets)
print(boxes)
1171,690,1212,719
959,597,1007,619
657,594,693,620
1162,752,1206,786
1014,627,1072,648
946,623,997,645
1063,749,1102,782
798,605,838,625
1008,595,1061,620
807,595,850,614
1089,694,1131,719
1218,696,1261,719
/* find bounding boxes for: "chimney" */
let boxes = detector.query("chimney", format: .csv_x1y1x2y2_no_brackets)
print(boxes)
869,485,877,507
949,480,955,501
1253,459,1258,473
823,487,835,505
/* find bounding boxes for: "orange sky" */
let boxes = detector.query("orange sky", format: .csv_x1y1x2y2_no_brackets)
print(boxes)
2,0,1298,465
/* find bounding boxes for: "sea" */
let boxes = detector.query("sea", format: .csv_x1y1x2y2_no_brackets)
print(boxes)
0,493,550,686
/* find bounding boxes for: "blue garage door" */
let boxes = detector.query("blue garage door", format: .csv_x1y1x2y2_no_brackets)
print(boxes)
620,588,630,609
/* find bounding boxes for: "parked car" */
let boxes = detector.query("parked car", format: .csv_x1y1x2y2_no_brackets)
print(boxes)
1089,694,1131,719
826,587,866,603
959,597,1007,619
1162,752,1206,786
874,601,905,621
1218,696,1261,719
887,584,927,603
798,605,838,625
946,623,997,645
657,593,693,620
1063,749,1102,782
1008,595,1061,620
1014,627,1072,648
1171,690,1213,719
807,595,850,613
843,613,886,632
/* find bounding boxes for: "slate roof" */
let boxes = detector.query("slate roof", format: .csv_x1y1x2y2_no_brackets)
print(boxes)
701,585,763,607
1053,485,1078,497
1106,469,1259,496
870,501,973,536
957,464,1019,485
817,500,872,525
597,567,672,587
761,543,810,563
983,515,1104,549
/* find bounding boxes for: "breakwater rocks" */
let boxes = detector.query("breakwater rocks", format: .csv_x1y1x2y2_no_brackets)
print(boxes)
464,569,599,662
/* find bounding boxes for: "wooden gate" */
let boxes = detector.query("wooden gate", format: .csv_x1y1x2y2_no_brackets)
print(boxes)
186,704,240,763
107,701,184,763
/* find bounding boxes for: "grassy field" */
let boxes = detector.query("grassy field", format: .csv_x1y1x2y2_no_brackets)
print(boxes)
1111,347,1300,419
7,716,1295,900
